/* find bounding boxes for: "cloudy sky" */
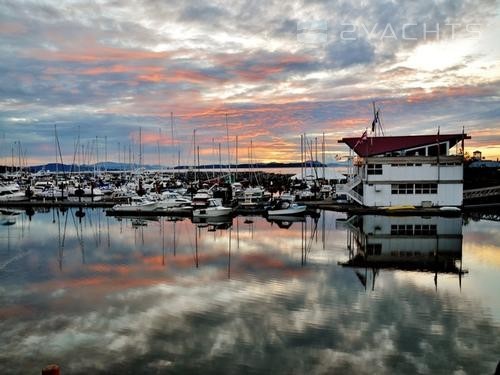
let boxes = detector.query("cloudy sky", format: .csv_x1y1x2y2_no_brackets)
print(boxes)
0,0,499,166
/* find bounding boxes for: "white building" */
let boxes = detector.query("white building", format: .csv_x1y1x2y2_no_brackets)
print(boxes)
338,134,470,207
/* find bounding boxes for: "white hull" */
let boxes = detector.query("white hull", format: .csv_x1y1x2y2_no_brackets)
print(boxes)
267,205,306,216
193,207,233,218
0,192,28,202
111,203,158,212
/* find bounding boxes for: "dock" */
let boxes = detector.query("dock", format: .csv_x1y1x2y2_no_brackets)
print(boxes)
0,199,472,218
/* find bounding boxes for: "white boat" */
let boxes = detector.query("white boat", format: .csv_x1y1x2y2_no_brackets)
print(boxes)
111,196,158,212
191,189,212,208
33,187,68,199
193,198,233,218
266,199,307,216
156,192,192,209
68,186,104,197
0,183,28,202
238,187,269,207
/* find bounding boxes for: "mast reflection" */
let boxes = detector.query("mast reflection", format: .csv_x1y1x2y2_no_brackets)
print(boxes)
339,215,466,290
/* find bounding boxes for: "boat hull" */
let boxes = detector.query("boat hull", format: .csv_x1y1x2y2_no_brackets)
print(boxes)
193,207,233,218
266,206,306,216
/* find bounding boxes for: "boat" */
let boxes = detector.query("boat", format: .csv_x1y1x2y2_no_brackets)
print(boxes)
266,199,307,216
156,191,192,209
266,215,306,229
440,206,461,212
191,189,212,208
0,183,28,202
33,186,68,200
67,185,104,197
192,198,233,218
110,195,159,212
192,215,233,229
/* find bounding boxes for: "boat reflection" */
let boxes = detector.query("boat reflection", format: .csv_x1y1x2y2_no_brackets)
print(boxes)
339,215,466,289
191,215,233,230
266,215,306,229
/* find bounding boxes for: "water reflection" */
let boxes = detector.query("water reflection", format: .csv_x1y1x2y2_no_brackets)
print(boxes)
340,215,465,290
0,208,499,374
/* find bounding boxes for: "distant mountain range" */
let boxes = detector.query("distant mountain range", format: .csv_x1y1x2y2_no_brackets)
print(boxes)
1,160,347,173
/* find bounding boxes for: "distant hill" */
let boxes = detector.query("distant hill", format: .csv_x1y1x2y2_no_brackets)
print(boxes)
1,160,346,174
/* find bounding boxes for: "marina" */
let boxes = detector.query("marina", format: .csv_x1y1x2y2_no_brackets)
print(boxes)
1,207,500,374
1,1,500,373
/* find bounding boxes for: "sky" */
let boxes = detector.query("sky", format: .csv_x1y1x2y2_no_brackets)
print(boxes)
0,0,499,166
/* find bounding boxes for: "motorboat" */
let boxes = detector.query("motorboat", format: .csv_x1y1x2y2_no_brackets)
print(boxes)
266,199,306,216
266,215,306,229
33,187,68,200
193,198,233,218
111,195,159,212
0,183,28,202
68,185,104,197
156,191,192,209
191,189,212,208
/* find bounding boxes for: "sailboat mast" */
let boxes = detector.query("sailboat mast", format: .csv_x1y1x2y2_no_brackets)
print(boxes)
193,129,197,183
55,125,58,174
235,135,238,181
225,113,231,183
170,112,175,177
138,127,142,169
300,134,304,180
322,132,325,180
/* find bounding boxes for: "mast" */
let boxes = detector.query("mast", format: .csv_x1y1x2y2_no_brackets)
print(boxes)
235,135,238,181
157,128,161,170
170,112,175,177
193,129,197,183
212,137,216,178
225,113,231,183
55,125,58,174
372,101,377,137
95,135,99,175
322,132,325,180
138,127,142,170
315,137,318,178
104,135,107,172
300,134,304,180
218,142,222,176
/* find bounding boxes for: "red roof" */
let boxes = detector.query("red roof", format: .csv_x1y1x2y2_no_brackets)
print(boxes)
338,134,470,157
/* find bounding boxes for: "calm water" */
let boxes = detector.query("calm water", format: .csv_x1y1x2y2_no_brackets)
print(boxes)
0,208,499,374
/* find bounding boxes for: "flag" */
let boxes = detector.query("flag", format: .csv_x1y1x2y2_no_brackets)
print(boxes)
354,130,368,149
371,109,379,132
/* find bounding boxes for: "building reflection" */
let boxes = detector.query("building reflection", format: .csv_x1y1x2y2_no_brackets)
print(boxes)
339,215,466,290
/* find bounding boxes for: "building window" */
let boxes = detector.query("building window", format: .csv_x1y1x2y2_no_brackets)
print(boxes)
414,224,437,235
392,224,437,235
415,183,438,194
391,184,414,194
391,224,414,235
367,164,383,175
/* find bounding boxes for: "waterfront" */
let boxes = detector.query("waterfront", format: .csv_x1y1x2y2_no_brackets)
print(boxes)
1,209,499,374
